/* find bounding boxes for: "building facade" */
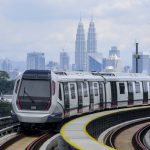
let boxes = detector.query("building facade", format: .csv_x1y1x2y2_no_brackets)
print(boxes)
60,50,69,71
132,52,150,73
27,52,45,70
46,61,59,71
87,19,102,71
75,20,86,71
103,46,121,72
109,46,120,57
2,59,12,73
87,53,102,72
87,19,97,53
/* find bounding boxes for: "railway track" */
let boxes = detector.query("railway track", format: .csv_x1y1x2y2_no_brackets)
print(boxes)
133,124,150,150
0,129,56,150
0,116,17,130
104,118,150,150
25,131,54,150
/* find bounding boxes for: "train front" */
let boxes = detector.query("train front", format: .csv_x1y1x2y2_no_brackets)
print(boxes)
11,70,60,127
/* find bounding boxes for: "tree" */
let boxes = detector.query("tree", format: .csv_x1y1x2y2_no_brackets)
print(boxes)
0,71,9,80
0,80,15,94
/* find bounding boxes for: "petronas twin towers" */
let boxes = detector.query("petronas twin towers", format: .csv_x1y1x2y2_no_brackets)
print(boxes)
75,18,97,71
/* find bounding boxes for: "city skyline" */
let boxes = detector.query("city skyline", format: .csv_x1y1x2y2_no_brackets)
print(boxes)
0,0,150,66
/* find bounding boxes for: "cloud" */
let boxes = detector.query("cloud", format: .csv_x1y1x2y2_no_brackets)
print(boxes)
0,0,150,67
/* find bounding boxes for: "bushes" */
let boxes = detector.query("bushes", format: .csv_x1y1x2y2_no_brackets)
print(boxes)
0,101,11,117
0,80,15,95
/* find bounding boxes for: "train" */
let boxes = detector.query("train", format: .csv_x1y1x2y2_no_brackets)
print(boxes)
11,70,150,128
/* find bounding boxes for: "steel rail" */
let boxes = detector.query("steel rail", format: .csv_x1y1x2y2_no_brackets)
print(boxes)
133,124,150,150
25,132,54,150
104,119,150,149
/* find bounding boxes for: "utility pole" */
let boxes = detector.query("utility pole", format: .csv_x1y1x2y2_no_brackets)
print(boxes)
135,43,140,73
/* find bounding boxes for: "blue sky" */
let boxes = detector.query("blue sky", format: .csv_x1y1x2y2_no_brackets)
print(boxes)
0,0,150,66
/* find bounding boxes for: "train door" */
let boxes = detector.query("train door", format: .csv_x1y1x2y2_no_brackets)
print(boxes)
117,82,128,107
93,82,100,110
110,81,118,107
83,82,90,113
89,82,94,111
99,82,104,110
143,81,148,104
148,82,150,104
77,82,83,113
58,83,64,106
128,82,134,105
69,82,78,116
63,82,70,117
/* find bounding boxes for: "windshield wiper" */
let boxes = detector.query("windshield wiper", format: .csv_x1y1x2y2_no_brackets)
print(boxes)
23,87,35,103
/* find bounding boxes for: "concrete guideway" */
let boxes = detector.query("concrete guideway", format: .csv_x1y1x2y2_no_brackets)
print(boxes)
60,106,150,150
99,117,150,150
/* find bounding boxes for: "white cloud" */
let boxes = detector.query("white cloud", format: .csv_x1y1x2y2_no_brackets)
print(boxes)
0,0,150,66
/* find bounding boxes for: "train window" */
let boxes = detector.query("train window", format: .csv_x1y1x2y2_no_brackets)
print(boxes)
59,84,62,101
143,82,148,92
89,82,94,102
15,79,20,94
99,82,103,100
119,83,125,94
128,82,133,92
70,83,76,99
64,83,69,102
135,82,141,93
94,82,98,96
83,82,88,97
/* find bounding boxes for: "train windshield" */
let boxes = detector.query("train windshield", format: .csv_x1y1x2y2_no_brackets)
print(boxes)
18,79,51,111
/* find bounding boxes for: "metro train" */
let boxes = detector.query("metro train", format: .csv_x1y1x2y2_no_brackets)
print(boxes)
11,70,150,128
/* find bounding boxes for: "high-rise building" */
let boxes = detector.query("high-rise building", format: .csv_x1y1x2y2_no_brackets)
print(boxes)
60,50,69,71
103,46,121,72
46,61,59,71
107,55,121,72
87,53,102,72
87,18,101,72
27,52,45,70
109,46,120,57
2,58,12,73
75,19,86,71
87,18,97,53
124,66,131,73
132,52,150,73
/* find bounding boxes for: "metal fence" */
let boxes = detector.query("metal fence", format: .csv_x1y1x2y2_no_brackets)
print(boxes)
86,107,150,139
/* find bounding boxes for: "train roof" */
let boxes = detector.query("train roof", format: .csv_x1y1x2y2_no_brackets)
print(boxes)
23,70,51,80
54,71,150,82
19,70,150,82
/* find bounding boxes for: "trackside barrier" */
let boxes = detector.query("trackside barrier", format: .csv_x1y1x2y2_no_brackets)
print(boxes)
86,107,150,139
60,106,150,150
0,124,20,137
0,116,16,130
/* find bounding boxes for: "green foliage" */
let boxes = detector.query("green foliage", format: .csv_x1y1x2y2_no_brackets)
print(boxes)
0,71,9,80
0,70,15,94
0,80,15,94
0,101,11,117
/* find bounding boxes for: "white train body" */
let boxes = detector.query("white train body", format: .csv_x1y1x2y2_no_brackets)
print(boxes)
11,70,150,124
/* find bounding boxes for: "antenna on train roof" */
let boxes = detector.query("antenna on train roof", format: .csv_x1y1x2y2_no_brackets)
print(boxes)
54,71,67,75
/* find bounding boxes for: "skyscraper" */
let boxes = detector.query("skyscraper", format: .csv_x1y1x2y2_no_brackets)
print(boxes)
60,50,69,71
75,19,86,71
27,52,45,70
87,18,97,53
87,53,102,72
87,18,102,72
132,52,150,73
103,46,121,72
109,46,120,57
2,58,12,73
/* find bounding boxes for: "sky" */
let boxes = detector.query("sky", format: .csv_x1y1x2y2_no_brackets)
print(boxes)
0,0,150,66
